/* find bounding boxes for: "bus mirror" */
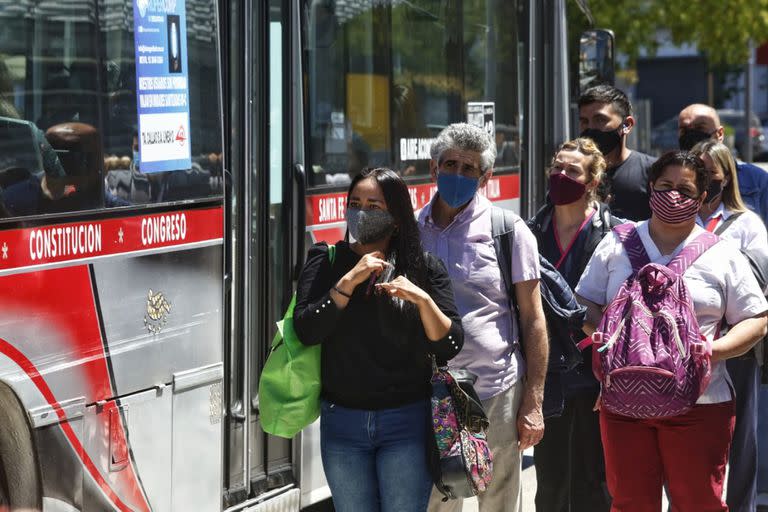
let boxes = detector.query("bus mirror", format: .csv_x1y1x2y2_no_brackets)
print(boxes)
579,29,615,93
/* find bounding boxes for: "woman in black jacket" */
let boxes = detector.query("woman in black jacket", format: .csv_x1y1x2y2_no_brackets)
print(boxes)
528,138,617,512
293,167,463,512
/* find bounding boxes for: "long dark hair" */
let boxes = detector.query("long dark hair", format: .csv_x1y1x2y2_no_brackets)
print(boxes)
347,168,429,340
346,167,428,288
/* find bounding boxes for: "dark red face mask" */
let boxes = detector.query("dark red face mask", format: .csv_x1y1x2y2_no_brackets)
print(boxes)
548,172,587,205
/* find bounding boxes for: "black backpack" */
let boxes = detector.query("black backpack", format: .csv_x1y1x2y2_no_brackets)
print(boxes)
490,207,587,373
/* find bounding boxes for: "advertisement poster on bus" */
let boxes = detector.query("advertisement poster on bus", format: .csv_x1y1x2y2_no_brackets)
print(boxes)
132,0,191,173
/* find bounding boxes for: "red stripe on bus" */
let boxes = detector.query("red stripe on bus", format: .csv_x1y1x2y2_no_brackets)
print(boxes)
0,206,224,273
0,265,150,510
0,337,149,512
309,227,346,245
307,173,520,226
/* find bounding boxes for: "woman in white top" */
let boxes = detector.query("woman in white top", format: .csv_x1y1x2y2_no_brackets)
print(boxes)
575,151,768,512
691,140,768,512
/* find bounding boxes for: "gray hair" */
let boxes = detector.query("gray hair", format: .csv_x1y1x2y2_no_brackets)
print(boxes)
430,123,497,173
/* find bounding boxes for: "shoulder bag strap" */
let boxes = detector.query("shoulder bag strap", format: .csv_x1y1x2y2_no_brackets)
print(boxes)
612,223,650,274
714,211,744,236
667,231,719,275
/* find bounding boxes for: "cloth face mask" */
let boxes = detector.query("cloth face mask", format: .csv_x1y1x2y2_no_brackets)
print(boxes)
649,188,701,224
580,126,623,155
437,172,480,208
705,179,724,204
679,129,715,151
346,207,395,244
548,172,587,205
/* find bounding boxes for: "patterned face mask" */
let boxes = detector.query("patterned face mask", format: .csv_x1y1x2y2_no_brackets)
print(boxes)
345,207,395,244
649,188,701,224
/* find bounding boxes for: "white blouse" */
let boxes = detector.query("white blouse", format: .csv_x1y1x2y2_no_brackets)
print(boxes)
576,220,768,404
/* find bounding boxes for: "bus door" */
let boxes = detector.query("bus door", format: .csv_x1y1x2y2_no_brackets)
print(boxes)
223,0,316,508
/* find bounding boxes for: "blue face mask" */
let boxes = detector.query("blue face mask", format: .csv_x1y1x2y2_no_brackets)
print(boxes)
437,171,480,208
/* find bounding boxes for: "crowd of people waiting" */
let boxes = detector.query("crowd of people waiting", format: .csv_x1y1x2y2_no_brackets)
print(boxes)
294,84,768,512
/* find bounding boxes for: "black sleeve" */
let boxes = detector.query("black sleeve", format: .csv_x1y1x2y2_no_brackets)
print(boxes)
423,252,464,361
293,243,343,345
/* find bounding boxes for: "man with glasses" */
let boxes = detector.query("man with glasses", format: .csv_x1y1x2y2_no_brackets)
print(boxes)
418,123,549,512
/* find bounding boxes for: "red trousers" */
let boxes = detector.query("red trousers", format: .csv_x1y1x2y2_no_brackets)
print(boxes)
600,401,735,512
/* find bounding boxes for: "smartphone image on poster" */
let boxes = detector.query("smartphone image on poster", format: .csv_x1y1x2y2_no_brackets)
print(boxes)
167,14,182,73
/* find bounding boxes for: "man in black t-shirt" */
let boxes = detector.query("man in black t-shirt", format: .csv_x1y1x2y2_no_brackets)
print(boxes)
579,85,656,221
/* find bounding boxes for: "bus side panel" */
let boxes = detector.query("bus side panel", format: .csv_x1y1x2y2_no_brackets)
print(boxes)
83,390,169,512
0,266,152,511
91,245,224,398
81,387,175,511
171,366,224,511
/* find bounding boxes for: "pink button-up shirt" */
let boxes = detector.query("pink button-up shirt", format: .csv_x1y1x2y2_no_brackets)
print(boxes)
418,194,540,400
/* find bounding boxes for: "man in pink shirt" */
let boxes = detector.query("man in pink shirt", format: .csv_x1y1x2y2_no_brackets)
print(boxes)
419,123,549,511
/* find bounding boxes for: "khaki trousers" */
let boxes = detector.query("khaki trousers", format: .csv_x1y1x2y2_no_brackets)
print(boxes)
427,381,524,512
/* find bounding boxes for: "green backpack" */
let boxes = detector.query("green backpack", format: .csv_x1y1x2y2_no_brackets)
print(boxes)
259,245,335,438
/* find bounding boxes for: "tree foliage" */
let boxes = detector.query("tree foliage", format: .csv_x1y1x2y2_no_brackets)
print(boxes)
571,0,768,67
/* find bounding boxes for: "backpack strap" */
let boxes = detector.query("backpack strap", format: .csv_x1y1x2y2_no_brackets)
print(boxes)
667,231,719,275
612,223,650,274
491,206,521,352
713,211,744,236
491,206,517,304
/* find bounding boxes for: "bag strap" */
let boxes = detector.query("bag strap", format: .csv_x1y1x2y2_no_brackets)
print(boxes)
612,223,650,274
713,211,744,236
327,244,336,264
491,206,522,352
667,231,719,275
491,206,516,305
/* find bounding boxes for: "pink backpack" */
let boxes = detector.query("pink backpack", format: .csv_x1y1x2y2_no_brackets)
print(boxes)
580,223,717,418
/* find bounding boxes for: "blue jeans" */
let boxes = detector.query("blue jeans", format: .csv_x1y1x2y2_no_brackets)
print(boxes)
320,399,432,512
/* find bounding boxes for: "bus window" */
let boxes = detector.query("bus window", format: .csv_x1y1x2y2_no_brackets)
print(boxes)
302,0,523,191
0,0,223,221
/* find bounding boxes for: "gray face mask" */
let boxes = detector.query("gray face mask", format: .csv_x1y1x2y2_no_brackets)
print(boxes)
346,207,395,244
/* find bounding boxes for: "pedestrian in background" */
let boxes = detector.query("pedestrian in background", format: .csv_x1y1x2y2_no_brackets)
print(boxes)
576,151,768,512
691,140,768,512
294,167,464,512
528,138,617,512
418,123,549,512
679,103,768,509
578,85,656,221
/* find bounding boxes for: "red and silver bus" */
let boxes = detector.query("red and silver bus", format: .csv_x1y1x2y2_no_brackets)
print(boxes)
0,0,598,510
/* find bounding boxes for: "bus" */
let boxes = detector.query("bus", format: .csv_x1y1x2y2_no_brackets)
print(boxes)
0,0,604,510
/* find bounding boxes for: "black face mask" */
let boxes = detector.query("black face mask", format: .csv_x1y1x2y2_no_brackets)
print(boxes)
705,179,724,204
679,129,715,151
580,127,623,155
